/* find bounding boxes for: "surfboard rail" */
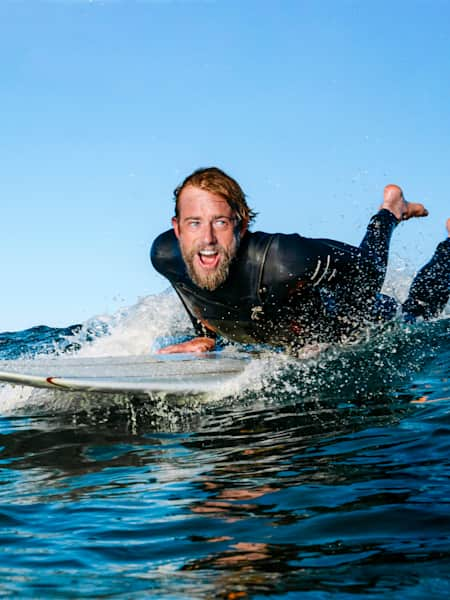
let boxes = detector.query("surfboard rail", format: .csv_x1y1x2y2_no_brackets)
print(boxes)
0,352,250,394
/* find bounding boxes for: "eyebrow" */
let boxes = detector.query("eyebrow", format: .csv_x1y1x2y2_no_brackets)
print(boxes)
182,214,233,221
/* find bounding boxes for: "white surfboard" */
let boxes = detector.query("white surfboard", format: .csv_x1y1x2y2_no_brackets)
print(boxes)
0,353,250,395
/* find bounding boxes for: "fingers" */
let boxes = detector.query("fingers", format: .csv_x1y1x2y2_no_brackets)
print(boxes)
157,344,183,354
157,338,215,354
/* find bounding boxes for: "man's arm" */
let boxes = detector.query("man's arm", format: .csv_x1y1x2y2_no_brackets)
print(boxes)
157,296,217,354
262,233,362,295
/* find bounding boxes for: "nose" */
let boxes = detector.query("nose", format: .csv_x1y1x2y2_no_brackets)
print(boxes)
201,221,217,245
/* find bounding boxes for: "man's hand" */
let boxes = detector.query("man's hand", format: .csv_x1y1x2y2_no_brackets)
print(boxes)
157,337,216,354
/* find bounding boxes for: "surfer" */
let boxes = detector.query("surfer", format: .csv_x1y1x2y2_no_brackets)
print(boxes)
151,167,450,353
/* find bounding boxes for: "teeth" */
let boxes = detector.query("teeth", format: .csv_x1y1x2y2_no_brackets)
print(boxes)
199,250,217,256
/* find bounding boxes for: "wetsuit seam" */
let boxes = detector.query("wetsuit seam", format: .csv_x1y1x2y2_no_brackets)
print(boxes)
257,234,275,303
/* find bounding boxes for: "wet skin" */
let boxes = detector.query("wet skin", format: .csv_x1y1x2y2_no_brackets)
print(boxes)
380,184,428,220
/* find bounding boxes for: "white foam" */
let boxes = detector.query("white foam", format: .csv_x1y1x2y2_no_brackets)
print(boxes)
66,290,191,358
0,383,34,413
1,271,448,414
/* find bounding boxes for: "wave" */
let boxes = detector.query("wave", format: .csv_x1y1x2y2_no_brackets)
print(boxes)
0,281,448,423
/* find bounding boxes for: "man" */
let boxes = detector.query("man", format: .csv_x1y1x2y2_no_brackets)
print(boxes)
151,167,450,354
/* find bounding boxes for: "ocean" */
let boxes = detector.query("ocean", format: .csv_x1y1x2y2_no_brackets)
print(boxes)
0,290,449,599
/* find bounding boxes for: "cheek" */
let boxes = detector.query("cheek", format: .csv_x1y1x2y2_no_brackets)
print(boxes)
178,230,200,251
217,230,236,247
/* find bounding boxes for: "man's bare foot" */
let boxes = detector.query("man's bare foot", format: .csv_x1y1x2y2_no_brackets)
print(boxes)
446,218,450,237
380,184,429,221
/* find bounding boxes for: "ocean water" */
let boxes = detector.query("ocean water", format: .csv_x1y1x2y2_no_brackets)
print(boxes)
0,290,449,599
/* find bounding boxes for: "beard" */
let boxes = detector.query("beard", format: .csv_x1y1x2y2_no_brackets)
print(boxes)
179,236,239,291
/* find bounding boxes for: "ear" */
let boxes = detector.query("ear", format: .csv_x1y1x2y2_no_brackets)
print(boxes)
172,216,180,240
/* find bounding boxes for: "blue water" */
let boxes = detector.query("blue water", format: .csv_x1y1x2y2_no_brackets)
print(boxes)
0,297,449,598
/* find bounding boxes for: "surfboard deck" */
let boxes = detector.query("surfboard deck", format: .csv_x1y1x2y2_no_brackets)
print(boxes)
0,353,250,394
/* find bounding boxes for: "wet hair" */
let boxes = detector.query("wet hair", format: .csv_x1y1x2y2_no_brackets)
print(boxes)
173,167,257,225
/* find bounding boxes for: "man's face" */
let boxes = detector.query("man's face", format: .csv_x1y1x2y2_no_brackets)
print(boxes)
173,185,247,290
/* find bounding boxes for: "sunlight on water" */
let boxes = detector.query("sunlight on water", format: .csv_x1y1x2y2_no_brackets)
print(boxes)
0,279,449,597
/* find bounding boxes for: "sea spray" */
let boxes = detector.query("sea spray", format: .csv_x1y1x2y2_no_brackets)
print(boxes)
0,282,448,420
63,290,190,358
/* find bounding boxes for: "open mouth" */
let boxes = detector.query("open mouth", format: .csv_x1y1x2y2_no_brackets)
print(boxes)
197,249,221,270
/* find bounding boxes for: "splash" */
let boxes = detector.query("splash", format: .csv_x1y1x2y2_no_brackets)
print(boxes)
0,275,448,419
64,289,191,357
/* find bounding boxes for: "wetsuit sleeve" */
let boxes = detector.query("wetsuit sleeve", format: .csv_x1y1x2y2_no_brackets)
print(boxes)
261,233,362,295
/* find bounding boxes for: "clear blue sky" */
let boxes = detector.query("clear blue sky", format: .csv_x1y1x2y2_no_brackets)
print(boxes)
1,0,449,332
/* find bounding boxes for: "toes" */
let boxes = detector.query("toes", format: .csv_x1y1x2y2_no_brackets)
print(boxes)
402,202,429,220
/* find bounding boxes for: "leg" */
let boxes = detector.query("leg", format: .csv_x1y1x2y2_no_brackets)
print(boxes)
358,208,398,299
328,210,397,325
402,219,450,321
333,185,428,322
359,184,429,295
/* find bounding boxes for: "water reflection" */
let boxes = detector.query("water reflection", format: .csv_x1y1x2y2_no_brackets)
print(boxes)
0,319,449,597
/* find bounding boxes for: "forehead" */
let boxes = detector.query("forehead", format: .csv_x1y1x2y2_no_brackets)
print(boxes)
177,185,234,218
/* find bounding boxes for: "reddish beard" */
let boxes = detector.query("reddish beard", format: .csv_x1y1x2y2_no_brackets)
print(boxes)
180,237,238,291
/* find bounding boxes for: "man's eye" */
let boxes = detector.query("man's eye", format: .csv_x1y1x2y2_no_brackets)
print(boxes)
188,221,201,229
214,219,229,229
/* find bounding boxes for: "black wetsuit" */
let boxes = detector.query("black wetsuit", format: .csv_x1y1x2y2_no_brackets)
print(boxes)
151,210,450,350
